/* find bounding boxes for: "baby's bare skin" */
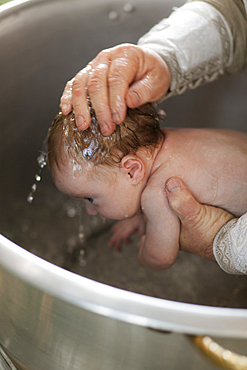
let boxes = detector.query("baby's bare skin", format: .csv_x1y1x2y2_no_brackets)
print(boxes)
156,128,247,216
111,128,247,269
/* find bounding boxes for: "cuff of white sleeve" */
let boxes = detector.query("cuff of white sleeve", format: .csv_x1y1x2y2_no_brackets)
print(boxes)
213,218,245,275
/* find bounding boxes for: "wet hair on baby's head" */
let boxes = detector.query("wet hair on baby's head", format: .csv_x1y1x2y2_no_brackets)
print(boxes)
46,100,164,171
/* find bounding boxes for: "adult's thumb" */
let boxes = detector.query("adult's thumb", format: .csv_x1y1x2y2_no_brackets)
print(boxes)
165,177,202,224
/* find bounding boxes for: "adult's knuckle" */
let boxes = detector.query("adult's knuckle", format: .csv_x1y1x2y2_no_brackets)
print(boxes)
60,94,67,104
72,98,82,113
186,207,206,229
108,73,123,88
72,76,81,89
98,48,111,58
87,75,102,92
72,85,82,97
65,79,73,90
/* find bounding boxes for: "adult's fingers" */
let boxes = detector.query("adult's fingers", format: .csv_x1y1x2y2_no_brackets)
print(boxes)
126,48,171,108
60,44,171,135
86,44,141,135
105,45,171,128
86,50,115,135
60,67,92,131
60,79,74,116
71,65,93,131
107,45,140,126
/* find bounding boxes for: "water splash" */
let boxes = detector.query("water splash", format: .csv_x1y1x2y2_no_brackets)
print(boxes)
77,202,86,266
27,149,47,203
61,97,117,168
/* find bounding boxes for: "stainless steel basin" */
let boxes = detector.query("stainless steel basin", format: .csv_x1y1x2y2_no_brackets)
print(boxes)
0,0,247,369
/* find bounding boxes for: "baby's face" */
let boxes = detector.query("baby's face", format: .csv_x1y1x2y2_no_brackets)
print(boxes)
53,159,142,221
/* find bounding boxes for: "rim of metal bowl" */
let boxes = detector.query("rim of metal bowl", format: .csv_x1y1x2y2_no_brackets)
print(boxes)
1,0,247,340
1,234,247,338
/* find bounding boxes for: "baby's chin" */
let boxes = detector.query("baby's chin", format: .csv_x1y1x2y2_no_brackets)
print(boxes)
119,208,142,221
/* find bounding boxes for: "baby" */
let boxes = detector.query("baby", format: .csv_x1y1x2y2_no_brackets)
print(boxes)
47,102,247,270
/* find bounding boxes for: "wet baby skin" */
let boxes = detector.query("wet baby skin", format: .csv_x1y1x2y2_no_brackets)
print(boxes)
109,128,247,270
53,128,247,270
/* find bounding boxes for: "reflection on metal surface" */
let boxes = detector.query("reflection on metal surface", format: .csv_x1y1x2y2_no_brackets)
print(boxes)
0,0,247,369
0,346,18,370
190,336,247,370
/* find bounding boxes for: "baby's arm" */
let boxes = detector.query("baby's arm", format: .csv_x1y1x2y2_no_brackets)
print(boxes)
109,214,145,252
138,180,180,270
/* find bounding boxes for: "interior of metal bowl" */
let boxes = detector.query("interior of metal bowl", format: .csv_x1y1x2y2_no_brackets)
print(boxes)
0,0,247,360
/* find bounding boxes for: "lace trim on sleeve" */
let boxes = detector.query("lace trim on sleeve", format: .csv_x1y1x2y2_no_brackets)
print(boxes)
138,2,233,98
213,214,247,275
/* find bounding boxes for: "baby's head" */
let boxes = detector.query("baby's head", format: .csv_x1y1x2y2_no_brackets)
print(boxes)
46,102,164,220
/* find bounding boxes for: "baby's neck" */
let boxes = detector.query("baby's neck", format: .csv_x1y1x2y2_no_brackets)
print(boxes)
140,137,165,183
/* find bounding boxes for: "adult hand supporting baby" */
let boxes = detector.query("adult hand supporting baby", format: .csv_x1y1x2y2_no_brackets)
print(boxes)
60,44,171,136
165,178,234,261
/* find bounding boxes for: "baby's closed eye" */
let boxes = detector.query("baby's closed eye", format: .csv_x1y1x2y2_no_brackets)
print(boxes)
86,197,94,203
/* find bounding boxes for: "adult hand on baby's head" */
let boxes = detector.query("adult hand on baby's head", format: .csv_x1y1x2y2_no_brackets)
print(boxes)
165,178,234,261
60,43,171,136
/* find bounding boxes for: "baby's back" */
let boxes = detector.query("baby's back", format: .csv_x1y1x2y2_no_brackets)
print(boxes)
157,128,247,216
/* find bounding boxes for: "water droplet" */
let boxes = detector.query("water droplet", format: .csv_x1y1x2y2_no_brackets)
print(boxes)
72,159,82,177
123,3,135,12
37,152,47,169
31,184,37,192
79,257,87,267
108,10,119,20
67,207,76,218
21,223,29,232
35,174,41,182
78,233,84,240
30,231,38,239
158,109,166,118
27,193,34,203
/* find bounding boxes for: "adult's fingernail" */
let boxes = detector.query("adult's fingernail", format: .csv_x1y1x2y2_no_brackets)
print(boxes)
166,179,181,193
128,91,140,107
100,122,110,136
112,111,120,125
76,115,85,129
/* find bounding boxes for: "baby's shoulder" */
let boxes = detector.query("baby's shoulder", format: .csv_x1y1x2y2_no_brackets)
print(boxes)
141,170,171,217
141,165,169,204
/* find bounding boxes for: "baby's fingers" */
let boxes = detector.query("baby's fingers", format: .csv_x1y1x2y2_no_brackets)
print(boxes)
108,237,123,252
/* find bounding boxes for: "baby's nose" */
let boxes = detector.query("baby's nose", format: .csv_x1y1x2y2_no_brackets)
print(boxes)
86,203,98,216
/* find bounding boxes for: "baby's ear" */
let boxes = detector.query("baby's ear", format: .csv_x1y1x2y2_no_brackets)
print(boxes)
120,155,145,184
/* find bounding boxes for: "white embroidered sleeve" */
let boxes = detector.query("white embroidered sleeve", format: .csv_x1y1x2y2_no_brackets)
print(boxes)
243,0,247,13
213,214,247,275
137,1,233,98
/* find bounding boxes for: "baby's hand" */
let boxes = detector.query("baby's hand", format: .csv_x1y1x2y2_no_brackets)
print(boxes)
109,214,145,252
